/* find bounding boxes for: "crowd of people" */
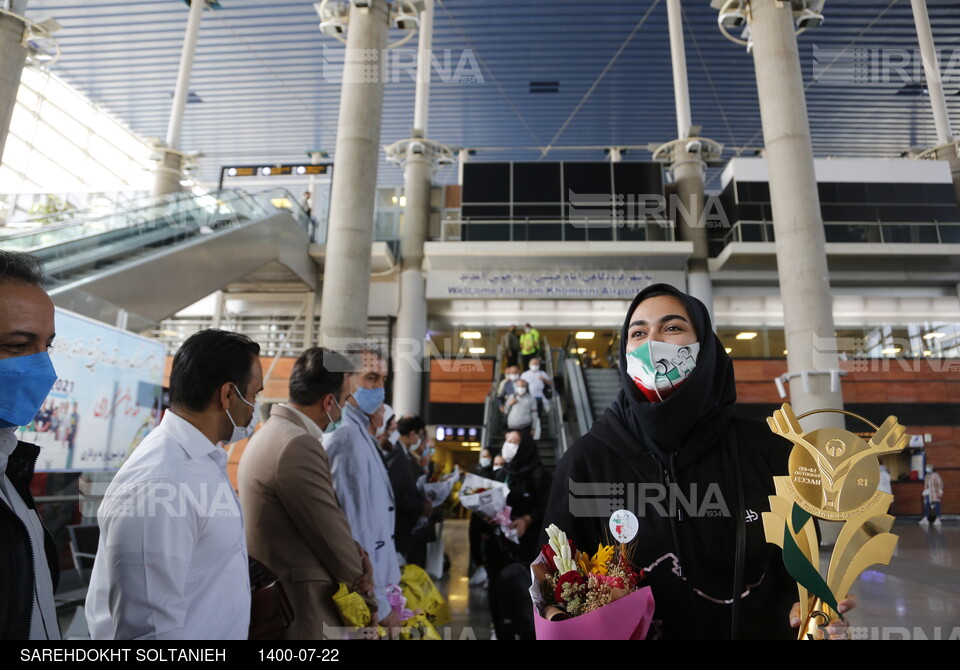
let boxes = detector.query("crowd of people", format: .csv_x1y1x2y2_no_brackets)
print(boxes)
0,249,455,640
0,249,888,641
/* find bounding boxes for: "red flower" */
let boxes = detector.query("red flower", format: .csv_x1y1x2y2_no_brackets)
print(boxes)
542,543,557,567
542,539,578,573
554,570,585,603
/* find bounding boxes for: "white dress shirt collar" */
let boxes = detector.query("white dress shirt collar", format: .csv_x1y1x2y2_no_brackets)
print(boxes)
279,404,326,442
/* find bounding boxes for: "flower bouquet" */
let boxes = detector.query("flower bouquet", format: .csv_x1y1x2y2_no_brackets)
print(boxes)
530,524,655,640
459,473,518,543
459,473,509,519
418,466,460,506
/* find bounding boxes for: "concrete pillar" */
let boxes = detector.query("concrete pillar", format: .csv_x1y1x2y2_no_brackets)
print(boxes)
0,1,28,166
318,0,389,344
393,0,433,417
153,0,205,196
910,0,960,209
673,151,714,322
458,148,469,186
749,0,843,425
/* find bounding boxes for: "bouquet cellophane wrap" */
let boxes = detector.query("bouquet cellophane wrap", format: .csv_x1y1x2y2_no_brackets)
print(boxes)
459,473,510,518
528,551,655,640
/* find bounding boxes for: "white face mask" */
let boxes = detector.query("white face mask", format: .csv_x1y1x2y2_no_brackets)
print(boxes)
375,422,386,438
507,374,519,381
493,465,503,471
225,384,259,444
408,437,422,454
479,456,492,468
530,364,540,371
502,440,520,463
388,429,401,444
516,386,527,396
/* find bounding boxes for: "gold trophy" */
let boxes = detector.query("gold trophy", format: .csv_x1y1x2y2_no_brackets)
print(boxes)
763,403,909,640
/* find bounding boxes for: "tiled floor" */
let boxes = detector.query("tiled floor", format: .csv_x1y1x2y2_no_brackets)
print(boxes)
436,517,960,640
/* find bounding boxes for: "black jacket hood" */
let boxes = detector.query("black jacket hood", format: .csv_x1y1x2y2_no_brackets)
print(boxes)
594,283,737,467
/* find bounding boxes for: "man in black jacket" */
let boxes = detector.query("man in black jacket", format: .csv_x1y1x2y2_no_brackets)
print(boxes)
381,415,433,565
0,251,61,640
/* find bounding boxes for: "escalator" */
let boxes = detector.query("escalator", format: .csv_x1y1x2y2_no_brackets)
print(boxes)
482,338,567,472
557,334,620,439
0,189,316,331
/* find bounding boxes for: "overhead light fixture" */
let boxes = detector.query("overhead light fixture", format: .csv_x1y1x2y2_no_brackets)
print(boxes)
468,347,486,354
796,8,825,29
461,331,481,339
736,332,758,340
923,350,932,356
783,349,788,355
725,347,733,354
881,347,901,355
577,348,587,355
575,331,595,340
469,446,481,452
398,195,407,207
923,332,945,340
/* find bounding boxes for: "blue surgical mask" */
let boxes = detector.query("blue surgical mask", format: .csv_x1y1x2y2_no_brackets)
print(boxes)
353,386,385,415
0,352,58,428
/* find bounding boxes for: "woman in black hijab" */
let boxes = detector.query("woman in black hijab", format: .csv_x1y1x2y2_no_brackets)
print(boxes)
485,429,552,639
541,283,801,639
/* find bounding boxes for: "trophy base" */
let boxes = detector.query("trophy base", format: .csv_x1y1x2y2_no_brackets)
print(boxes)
800,597,840,640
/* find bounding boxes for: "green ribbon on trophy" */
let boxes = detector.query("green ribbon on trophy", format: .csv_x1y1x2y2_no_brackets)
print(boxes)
763,404,909,640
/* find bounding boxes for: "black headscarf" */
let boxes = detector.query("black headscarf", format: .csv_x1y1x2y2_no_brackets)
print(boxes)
504,431,541,478
603,283,737,466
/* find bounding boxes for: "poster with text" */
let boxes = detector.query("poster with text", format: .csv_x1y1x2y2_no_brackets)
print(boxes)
16,308,166,472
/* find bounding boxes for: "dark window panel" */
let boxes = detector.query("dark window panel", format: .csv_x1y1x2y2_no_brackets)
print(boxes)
513,162,561,203
462,162,510,203
563,162,611,204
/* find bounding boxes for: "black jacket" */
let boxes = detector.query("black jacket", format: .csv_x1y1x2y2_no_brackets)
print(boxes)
504,437,552,564
381,444,426,556
541,284,796,639
0,441,60,640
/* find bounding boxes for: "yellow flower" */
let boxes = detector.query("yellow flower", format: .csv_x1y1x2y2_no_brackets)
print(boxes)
576,550,589,575
586,544,615,575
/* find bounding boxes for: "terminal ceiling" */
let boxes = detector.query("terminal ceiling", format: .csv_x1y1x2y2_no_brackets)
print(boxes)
24,0,960,189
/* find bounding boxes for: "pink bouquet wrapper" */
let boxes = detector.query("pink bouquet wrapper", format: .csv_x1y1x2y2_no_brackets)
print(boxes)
533,586,655,640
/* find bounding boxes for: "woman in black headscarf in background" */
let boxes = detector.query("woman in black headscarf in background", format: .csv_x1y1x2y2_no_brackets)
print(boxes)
485,429,552,640
540,284,853,639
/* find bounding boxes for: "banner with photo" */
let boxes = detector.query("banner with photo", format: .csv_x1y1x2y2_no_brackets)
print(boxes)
16,308,166,472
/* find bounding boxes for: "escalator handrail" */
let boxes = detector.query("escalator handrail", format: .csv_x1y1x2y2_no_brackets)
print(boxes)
0,188,258,242
566,356,593,436
540,337,569,458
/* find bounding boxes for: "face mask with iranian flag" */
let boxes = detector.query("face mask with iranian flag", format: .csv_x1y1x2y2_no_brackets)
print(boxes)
626,340,700,402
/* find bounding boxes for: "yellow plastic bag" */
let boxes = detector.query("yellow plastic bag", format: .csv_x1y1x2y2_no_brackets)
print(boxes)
400,564,450,627
332,583,373,628
398,612,442,640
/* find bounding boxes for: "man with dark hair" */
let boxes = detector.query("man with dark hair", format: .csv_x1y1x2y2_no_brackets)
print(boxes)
239,347,377,637
381,414,432,564
86,329,263,640
0,250,60,639
324,346,402,629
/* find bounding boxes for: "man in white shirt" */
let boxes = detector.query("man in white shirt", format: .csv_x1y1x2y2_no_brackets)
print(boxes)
0,251,60,640
520,357,553,415
86,329,263,640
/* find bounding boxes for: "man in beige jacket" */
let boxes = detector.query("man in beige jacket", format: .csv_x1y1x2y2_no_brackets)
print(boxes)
239,347,376,639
